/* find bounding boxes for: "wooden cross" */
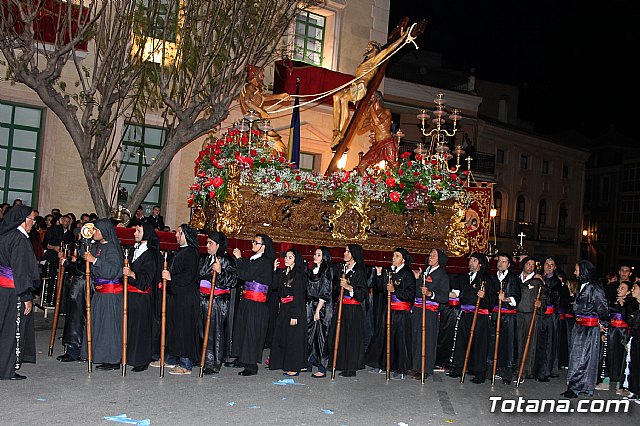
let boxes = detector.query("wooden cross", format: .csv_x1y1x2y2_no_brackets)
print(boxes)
517,232,526,246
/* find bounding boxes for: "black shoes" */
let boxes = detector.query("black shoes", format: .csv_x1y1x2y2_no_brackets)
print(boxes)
238,369,257,376
203,367,219,375
224,360,242,368
536,377,550,382
57,353,81,362
338,370,356,377
561,389,578,398
471,377,485,384
446,371,460,378
2,373,27,381
502,378,512,385
96,363,120,371
131,364,149,372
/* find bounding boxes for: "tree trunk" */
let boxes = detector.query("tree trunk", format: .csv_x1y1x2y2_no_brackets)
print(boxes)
80,156,111,218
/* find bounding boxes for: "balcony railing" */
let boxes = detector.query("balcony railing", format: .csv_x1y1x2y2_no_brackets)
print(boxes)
493,219,575,244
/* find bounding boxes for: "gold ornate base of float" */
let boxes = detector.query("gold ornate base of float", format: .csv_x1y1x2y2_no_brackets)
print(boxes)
191,188,470,255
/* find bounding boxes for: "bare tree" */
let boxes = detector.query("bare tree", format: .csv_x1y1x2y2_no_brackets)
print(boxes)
0,0,306,217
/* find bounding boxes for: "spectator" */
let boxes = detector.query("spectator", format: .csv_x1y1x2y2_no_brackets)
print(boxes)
80,213,90,224
145,205,164,230
128,206,145,227
44,214,55,229
12,198,22,206
89,213,98,221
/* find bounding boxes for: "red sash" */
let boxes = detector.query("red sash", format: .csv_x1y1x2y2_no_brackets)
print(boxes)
342,297,361,305
96,283,124,294
544,306,556,315
0,276,15,288
448,299,460,306
243,290,267,303
201,287,231,296
610,319,629,328
576,316,599,327
280,295,294,304
128,285,151,294
390,301,412,311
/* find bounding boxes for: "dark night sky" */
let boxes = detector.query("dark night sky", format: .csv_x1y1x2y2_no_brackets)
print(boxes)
388,1,639,140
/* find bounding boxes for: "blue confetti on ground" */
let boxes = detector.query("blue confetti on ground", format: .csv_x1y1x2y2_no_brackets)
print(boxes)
247,406,260,409
322,409,334,415
103,414,150,425
272,378,305,386
227,402,236,406
36,397,47,402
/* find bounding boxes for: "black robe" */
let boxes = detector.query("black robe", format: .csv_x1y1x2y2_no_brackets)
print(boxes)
80,233,124,365
60,256,91,357
411,265,449,374
437,274,462,368
0,228,39,379
306,264,333,371
516,274,546,378
489,271,521,381
231,254,274,367
365,265,416,374
269,267,308,372
625,304,640,395
196,253,237,369
605,296,636,383
165,245,200,362
534,273,561,380
328,264,367,373
125,246,157,367
567,281,609,394
451,272,497,380
558,282,573,368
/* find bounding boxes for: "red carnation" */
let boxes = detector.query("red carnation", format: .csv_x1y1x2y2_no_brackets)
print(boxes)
212,176,224,188
398,169,404,176
385,177,396,188
295,175,301,181
431,159,438,165
389,191,401,202
451,173,458,180
400,152,412,159
407,161,413,167
399,183,405,189
413,171,420,177
275,176,281,183
209,191,215,199
250,149,257,157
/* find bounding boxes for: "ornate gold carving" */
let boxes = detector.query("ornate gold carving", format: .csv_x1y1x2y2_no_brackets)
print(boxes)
329,198,371,241
215,163,244,236
445,200,470,256
189,205,205,230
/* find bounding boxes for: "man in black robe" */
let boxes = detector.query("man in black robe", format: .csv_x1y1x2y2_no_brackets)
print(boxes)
229,234,276,376
448,252,496,384
81,219,124,370
159,224,200,375
489,252,521,384
534,255,561,382
327,244,367,377
516,256,545,381
409,248,449,380
0,205,39,380
122,222,159,372
365,247,416,379
436,273,462,369
196,231,237,374
562,260,610,398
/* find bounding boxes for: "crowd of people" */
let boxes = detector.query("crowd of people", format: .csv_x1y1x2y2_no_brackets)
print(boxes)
0,201,639,405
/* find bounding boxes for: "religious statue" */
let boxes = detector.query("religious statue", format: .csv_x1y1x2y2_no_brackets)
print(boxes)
331,27,409,148
238,65,290,154
356,91,398,174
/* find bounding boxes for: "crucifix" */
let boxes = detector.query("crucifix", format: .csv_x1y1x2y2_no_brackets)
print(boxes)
517,232,526,246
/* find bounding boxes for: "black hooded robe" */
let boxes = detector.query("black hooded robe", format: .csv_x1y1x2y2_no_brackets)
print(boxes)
490,270,521,382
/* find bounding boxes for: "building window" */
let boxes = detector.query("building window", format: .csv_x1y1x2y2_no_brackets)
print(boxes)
141,0,178,42
542,160,549,174
562,164,569,178
619,228,640,257
520,155,528,170
620,194,640,224
0,101,43,206
496,148,505,164
622,162,640,191
293,11,325,66
558,203,568,235
516,195,526,222
299,152,319,172
120,124,166,212
538,199,547,224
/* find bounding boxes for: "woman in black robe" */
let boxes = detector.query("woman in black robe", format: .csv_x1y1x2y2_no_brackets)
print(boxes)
365,247,416,379
562,260,610,398
623,282,640,399
327,244,367,377
80,218,124,370
269,249,308,375
122,222,159,372
0,205,39,380
163,224,200,374
196,231,237,374
306,246,333,378
230,234,275,376
604,281,636,389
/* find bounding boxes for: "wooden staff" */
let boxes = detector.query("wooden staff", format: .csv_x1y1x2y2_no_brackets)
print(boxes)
420,273,429,384
491,281,504,385
48,244,67,357
599,326,608,382
516,286,542,387
199,264,218,378
386,271,392,381
160,251,168,378
85,240,93,373
121,249,129,377
331,265,347,380
461,282,484,383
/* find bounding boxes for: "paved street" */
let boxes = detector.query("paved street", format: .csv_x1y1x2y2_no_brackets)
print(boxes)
0,311,638,426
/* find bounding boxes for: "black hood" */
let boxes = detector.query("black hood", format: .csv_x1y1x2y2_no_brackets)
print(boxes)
0,205,33,235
